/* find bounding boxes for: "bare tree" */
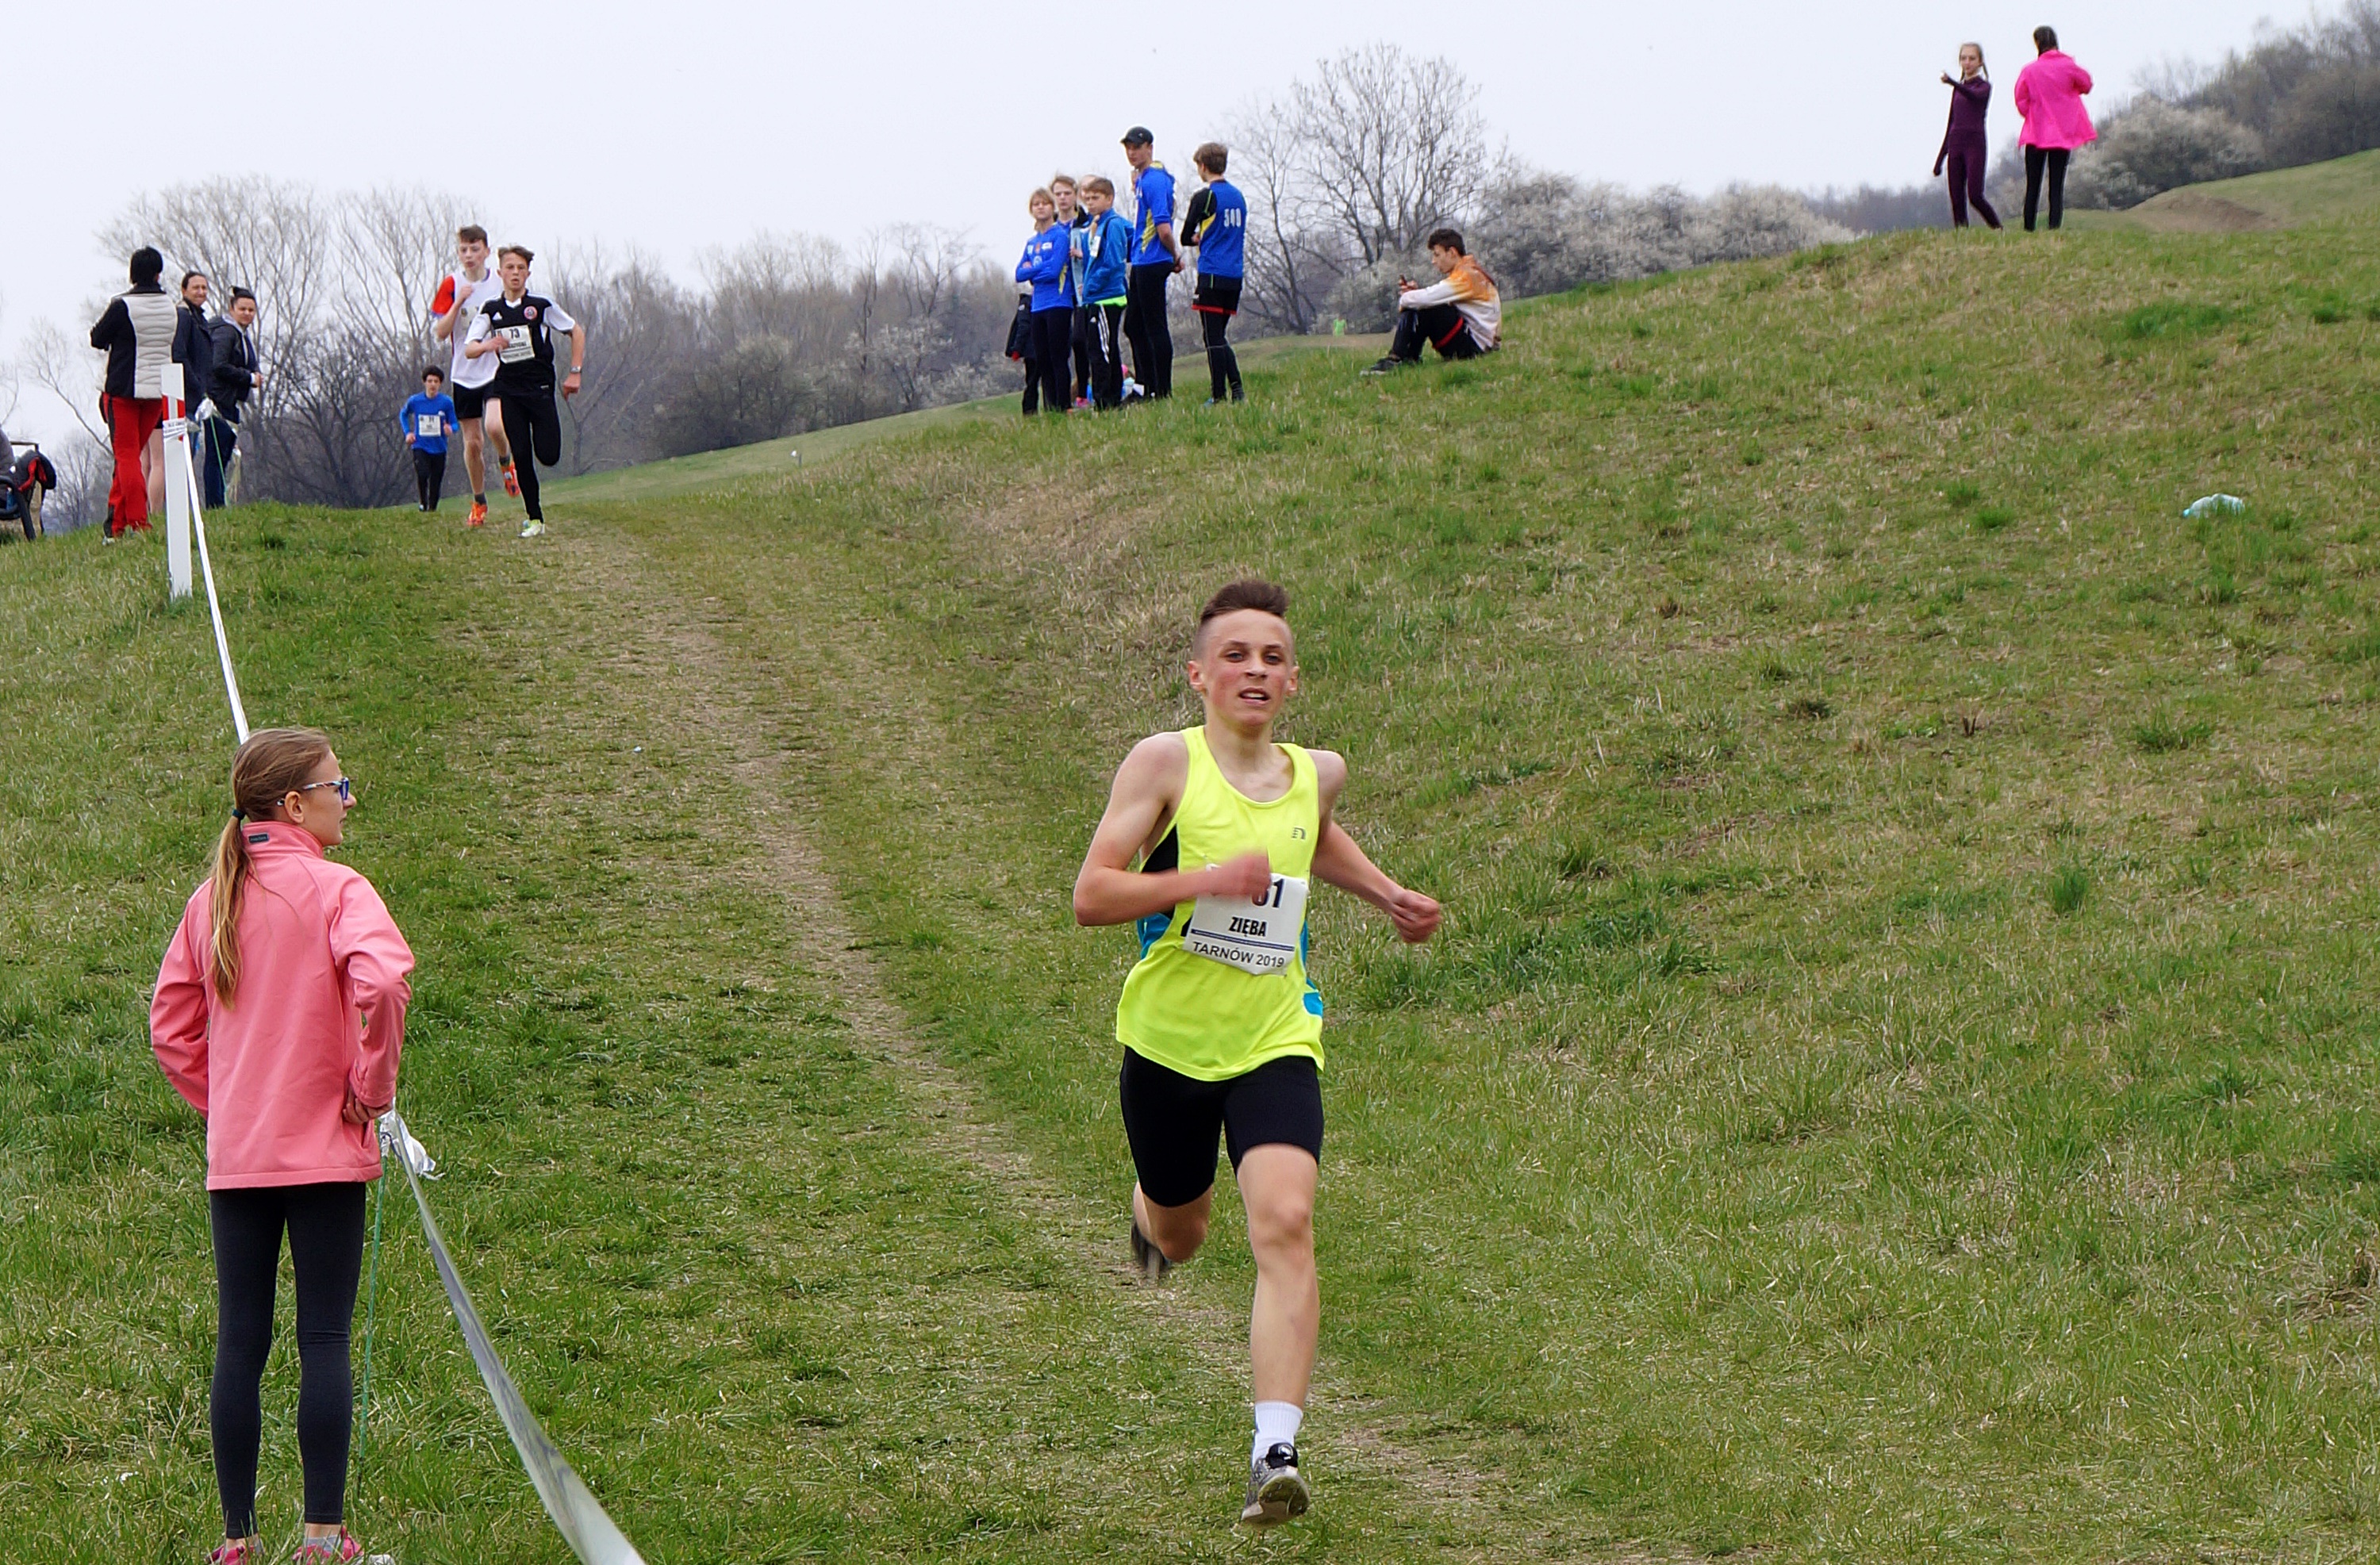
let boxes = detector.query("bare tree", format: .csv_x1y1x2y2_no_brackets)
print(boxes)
1290,45,1489,267
546,244,700,473
1223,99,1327,333
17,322,109,443
343,186,478,360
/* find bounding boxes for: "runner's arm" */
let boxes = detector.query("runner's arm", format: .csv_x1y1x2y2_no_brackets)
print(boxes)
1073,735,1268,926
1308,749,1441,943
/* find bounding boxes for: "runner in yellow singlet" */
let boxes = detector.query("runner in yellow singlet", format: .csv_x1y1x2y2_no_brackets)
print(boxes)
1073,577,1441,1527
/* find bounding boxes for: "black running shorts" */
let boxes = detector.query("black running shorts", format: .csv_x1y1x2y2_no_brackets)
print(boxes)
451,382,494,420
1192,273,1243,316
1120,1049,1322,1208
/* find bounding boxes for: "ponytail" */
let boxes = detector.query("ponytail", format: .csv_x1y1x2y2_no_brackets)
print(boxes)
208,813,251,1004
209,727,335,1007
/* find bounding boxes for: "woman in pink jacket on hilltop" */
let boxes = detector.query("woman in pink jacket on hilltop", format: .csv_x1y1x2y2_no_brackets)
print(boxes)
2013,24,2095,232
152,727,414,1565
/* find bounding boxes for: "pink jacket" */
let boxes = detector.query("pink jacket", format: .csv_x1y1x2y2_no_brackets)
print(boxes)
151,821,414,1190
2013,52,2095,150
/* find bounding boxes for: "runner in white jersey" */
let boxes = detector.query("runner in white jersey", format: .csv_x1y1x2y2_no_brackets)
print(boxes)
430,223,516,527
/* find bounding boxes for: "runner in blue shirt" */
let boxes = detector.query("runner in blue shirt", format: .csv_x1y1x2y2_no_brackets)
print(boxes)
1122,127,1180,400
399,368,459,512
1182,143,1249,405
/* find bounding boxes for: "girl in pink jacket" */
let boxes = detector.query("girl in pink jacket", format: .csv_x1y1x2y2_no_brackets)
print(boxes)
2013,25,2095,231
152,727,414,1565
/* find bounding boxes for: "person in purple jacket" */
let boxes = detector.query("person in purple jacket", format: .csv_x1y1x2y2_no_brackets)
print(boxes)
1934,44,2002,229
2013,25,2095,231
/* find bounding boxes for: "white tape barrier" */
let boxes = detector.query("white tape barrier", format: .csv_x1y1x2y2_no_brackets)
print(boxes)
163,364,194,600
179,441,250,743
378,1112,650,1565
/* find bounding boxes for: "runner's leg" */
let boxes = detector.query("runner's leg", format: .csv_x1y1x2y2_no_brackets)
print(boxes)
499,394,549,521
1238,1145,1319,1407
1120,1049,1226,1261
462,418,487,498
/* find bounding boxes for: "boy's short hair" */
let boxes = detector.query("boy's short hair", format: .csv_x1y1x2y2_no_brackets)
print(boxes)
130,247,165,285
1196,578,1291,650
1083,176,1115,198
497,244,533,265
1426,228,1467,255
457,224,488,246
1193,142,1227,175
1050,173,1077,190
422,366,445,382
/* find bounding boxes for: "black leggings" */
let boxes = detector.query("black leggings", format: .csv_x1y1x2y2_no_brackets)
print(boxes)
1027,310,1073,415
497,388,563,520
412,447,447,509
1200,311,1242,401
211,1182,369,1536
1124,264,1173,397
1944,141,2001,229
2024,146,2071,231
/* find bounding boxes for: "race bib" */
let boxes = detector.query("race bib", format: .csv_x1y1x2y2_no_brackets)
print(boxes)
415,414,443,437
1182,874,1307,976
497,324,536,364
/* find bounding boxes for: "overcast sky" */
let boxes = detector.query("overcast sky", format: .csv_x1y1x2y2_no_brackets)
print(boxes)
6,0,2291,443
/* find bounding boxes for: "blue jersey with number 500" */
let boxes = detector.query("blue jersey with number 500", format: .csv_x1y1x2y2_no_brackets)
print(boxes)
1184,179,1248,279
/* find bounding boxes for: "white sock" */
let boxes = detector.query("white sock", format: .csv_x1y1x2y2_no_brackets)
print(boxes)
1253,1401,1303,1464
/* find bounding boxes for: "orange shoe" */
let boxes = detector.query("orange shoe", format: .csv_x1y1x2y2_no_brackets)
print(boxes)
501,463,520,498
467,500,487,527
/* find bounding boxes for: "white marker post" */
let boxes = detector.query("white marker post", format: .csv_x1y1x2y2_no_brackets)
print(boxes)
162,363,194,600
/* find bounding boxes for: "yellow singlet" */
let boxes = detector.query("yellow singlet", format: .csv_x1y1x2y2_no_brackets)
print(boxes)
1115,727,1325,1080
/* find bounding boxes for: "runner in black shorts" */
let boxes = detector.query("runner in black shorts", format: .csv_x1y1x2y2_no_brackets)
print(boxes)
1074,578,1441,1527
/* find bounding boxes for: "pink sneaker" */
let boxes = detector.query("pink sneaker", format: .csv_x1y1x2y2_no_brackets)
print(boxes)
290,1532,363,1563
209,1541,261,1565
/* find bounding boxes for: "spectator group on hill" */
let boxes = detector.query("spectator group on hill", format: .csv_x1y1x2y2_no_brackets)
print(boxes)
1012,126,1503,413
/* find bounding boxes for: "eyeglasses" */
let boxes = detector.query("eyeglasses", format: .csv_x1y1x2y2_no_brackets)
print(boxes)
292,777,355,804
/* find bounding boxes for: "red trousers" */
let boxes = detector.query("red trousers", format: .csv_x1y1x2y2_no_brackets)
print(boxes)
103,393,165,534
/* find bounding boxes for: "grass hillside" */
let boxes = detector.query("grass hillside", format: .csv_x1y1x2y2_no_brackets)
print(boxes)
6,212,2380,1563
2075,145,2380,232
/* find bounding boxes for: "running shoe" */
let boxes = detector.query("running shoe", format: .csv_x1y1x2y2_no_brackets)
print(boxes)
1360,357,1411,377
1240,1442,1311,1526
519,520,547,539
208,1540,260,1565
501,462,520,498
1130,1219,1173,1284
467,500,486,528
290,1532,363,1562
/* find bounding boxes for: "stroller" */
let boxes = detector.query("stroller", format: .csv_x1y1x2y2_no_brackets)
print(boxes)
0,429,57,540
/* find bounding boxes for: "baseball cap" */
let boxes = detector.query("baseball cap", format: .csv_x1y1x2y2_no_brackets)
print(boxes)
1121,126,1154,147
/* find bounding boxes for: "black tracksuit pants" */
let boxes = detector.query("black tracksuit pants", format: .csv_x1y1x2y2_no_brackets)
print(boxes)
1087,303,1127,409
497,385,564,520
413,448,447,509
210,1182,369,1536
1027,310,1073,414
1124,264,1173,397
1391,304,1483,363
